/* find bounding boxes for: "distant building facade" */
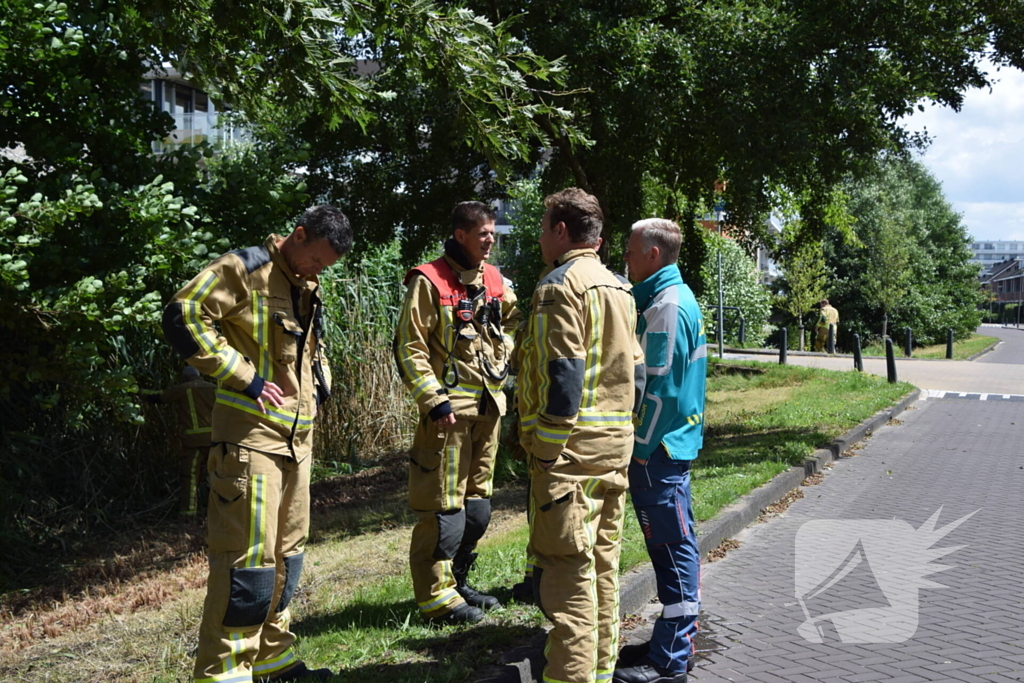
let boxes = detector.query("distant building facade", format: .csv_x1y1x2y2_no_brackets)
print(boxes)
141,68,249,152
970,241,1024,269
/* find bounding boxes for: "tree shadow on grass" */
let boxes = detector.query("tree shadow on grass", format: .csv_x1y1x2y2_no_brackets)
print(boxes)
296,602,545,683
700,426,833,468
332,624,546,683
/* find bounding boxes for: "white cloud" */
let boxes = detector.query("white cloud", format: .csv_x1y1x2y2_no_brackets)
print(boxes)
901,63,1024,240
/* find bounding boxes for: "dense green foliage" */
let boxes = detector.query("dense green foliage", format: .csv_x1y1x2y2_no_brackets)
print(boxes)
697,233,772,346
443,0,1024,251
826,156,983,346
775,234,829,350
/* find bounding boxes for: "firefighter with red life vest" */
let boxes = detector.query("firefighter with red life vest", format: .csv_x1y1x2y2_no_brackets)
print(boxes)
393,201,521,625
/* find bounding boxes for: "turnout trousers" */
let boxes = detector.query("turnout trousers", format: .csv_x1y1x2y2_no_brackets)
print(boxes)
530,459,628,683
194,444,310,683
627,446,700,673
408,415,498,617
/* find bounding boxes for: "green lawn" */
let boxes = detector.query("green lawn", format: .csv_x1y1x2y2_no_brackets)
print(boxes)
8,362,914,683
860,333,996,359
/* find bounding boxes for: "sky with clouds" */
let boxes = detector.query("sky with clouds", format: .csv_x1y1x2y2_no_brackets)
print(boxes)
901,63,1024,242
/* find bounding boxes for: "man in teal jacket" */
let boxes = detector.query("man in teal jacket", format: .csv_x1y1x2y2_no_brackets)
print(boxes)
616,218,707,683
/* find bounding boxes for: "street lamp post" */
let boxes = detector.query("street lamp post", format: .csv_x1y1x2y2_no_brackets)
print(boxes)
714,199,726,358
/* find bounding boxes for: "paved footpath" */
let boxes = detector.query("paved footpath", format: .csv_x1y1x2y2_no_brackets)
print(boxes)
725,327,1024,394
686,396,1024,681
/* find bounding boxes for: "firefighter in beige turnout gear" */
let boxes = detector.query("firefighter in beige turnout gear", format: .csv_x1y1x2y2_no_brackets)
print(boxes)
162,207,352,683
394,202,521,624
144,365,216,517
519,189,646,683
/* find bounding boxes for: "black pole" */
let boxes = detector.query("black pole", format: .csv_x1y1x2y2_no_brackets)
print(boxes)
779,328,788,365
946,328,954,360
827,324,835,354
738,317,746,345
904,327,912,358
853,333,863,372
886,337,898,383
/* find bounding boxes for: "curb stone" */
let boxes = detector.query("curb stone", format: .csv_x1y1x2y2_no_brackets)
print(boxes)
470,387,921,683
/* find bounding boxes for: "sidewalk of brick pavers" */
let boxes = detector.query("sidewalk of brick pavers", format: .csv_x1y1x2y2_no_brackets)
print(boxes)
471,388,921,683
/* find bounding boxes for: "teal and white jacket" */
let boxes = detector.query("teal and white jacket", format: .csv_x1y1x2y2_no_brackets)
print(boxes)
632,265,708,461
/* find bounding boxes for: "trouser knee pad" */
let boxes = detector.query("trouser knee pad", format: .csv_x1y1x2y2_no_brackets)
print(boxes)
433,508,466,560
461,498,492,552
223,566,276,628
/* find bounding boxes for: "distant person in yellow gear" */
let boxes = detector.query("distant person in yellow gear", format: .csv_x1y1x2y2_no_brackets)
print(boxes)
143,366,216,518
814,298,839,352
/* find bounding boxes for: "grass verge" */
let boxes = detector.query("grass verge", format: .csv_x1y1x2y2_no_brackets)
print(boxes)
1,361,914,682
860,333,997,360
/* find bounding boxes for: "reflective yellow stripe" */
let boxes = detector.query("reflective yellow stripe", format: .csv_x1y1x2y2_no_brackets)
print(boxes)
418,586,460,612
186,388,200,432
445,445,459,510
397,288,446,401
244,474,266,568
196,673,250,683
536,424,572,444
251,291,272,383
534,312,549,416
188,271,219,303
215,390,314,429
253,647,296,675
583,289,603,409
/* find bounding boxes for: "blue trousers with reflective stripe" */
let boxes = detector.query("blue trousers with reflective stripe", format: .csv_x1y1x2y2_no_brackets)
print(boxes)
628,446,699,673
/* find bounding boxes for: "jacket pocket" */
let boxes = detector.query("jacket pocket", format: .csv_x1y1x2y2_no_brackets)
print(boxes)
270,299,302,364
206,444,251,551
408,417,453,511
531,478,585,556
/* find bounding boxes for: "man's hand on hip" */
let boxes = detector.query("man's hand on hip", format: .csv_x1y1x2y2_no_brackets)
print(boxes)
257,381,285,413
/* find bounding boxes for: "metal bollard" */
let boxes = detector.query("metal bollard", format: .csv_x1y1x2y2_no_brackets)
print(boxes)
738,318,746,345
886,337,898,383
779,328,788,365
946,328,954,360
904,327,912,358
853,333,863,372
827,324,835,354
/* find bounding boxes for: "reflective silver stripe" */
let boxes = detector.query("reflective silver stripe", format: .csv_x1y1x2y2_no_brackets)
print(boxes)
690,344,708,362
662,600,700,618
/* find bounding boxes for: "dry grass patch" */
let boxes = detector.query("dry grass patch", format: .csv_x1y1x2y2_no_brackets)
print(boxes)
705,386,797,425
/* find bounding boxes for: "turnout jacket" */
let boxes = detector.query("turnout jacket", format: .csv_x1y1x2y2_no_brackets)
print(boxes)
161,235,331,462
394,244,521,421
632,265,707,462
817,304,839,329
518,248,646,469
152,378,216,449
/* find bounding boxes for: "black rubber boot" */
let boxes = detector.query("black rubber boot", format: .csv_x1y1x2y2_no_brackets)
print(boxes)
618,641,695,673
452,551,500,610
510,574,534,604
261,662,334,682
424,601,485,625
612,656,687,683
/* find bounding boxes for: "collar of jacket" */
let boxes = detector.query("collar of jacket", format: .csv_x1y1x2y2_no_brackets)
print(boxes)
266,234,318,289
443,239,485,285
632,264,683,313
553,247,599,268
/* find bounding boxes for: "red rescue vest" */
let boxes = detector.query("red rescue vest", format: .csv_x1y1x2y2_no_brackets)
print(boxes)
404,257,505,306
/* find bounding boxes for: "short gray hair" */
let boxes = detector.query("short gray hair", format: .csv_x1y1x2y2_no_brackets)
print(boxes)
631,218,681,266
